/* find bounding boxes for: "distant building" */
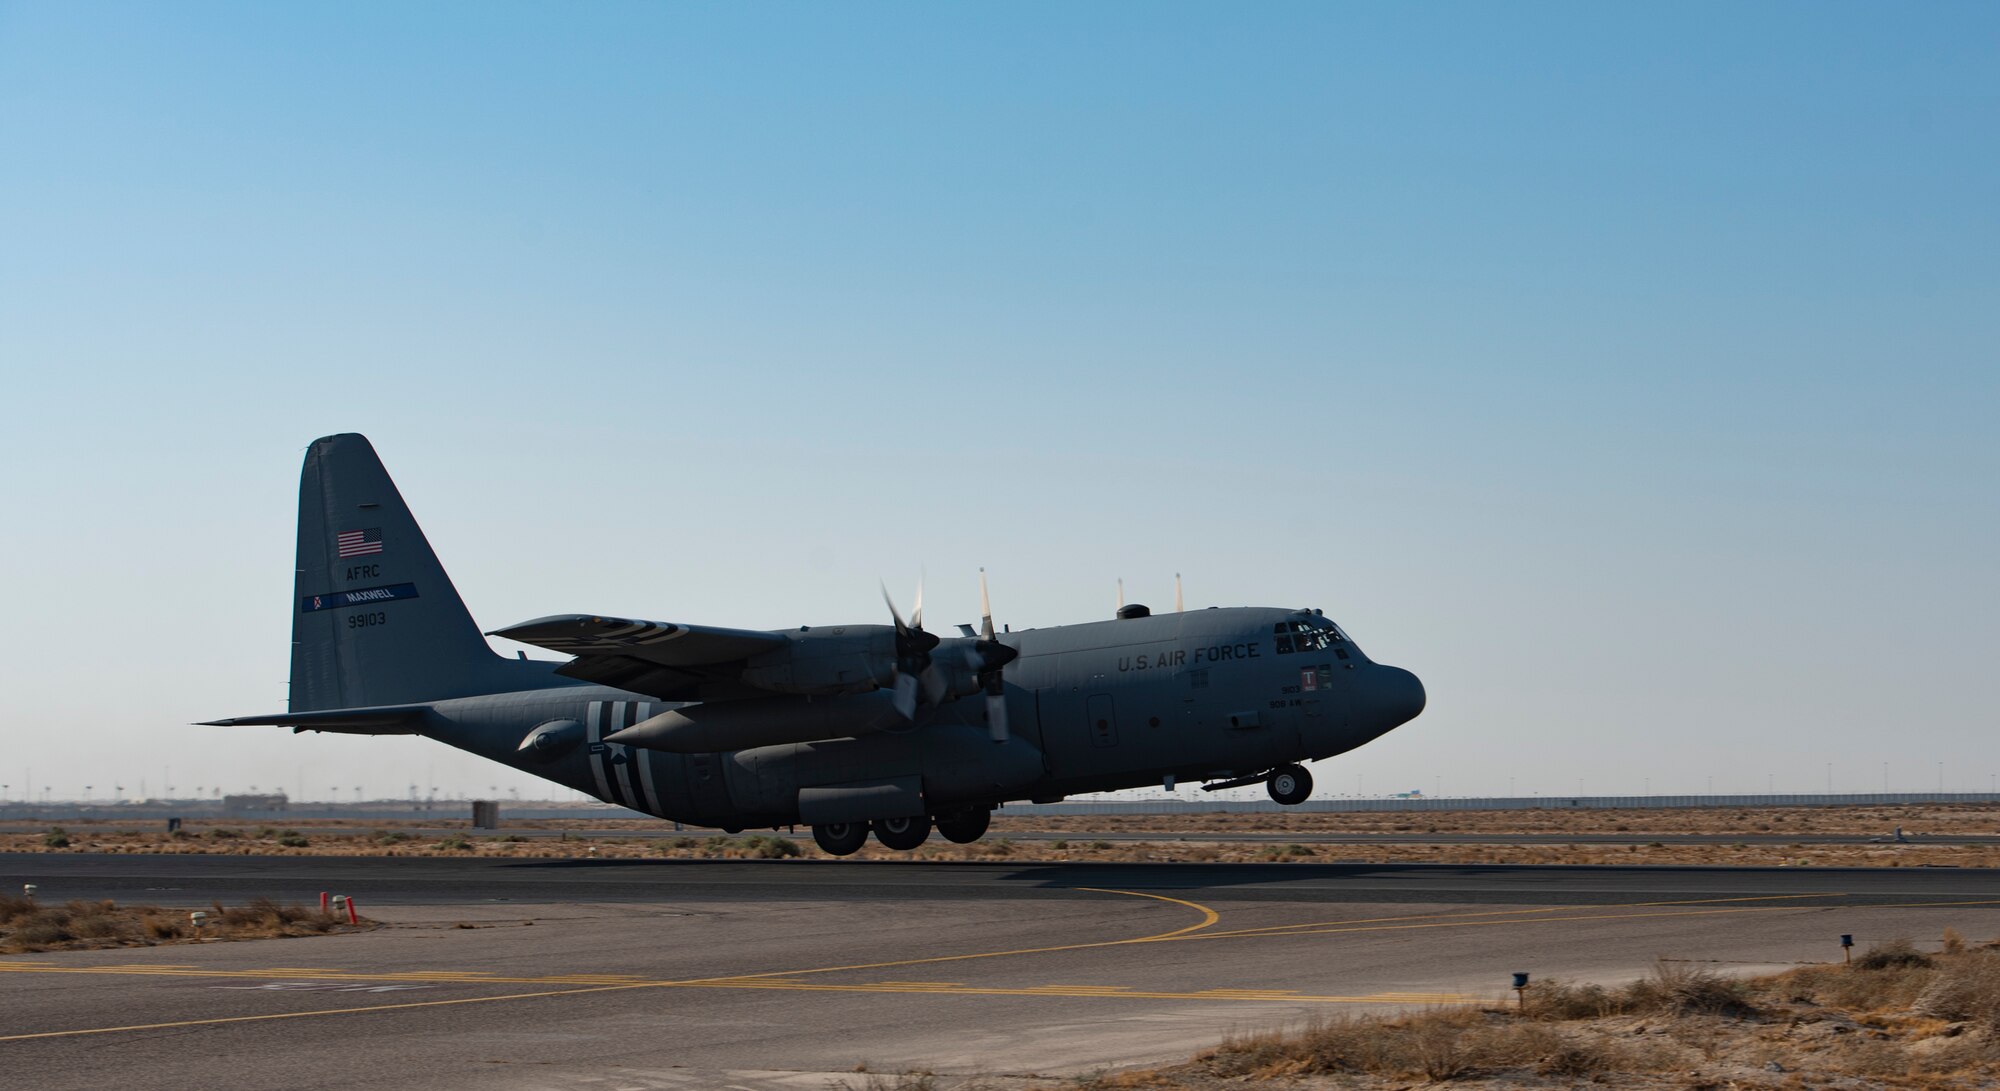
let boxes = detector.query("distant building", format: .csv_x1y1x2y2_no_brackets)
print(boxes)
222,793,289,815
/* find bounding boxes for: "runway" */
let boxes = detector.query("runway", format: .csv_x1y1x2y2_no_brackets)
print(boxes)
5,855,2000,1090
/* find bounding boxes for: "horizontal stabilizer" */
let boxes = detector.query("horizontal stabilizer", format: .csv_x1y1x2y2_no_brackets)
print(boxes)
197,704,428,735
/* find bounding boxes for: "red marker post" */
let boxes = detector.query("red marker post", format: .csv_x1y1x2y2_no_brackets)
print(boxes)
345,896,359,925
320,891,329,914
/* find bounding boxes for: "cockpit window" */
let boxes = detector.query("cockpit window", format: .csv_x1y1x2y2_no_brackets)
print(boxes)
1275,616,1346,653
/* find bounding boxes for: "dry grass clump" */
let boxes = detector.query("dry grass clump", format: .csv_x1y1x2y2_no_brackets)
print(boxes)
1204,1007,1633,1082
1854,936,1936,970
1775,938,1944,1013
1517,962,1754,1021
1625,960,1758,1017
1128,941,2000,1089
1915,949,2000,1028
0,894,348,952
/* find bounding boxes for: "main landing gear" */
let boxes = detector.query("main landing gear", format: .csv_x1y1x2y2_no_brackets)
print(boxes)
811,809,991,855
1267,763,1313,806
872,814,931,851
934,808,990,844
811,821,869,856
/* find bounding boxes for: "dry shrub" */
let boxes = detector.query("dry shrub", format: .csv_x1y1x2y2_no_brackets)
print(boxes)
11,919,65,947
1207,1008,1618,1081
1916,950,2000,1029
140,912,185,940
1856,937,1936,971
1626,961,1757,1017
66,901,128,940
217,896,287,929
1521,978,1627,1020
741,834,801,859
0,894,38,925
1780,959,1939,1013
1537,1036,1622,1078
213,897,334,934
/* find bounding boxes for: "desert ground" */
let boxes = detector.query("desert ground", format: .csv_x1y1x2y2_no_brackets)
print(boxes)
3,803,1997,868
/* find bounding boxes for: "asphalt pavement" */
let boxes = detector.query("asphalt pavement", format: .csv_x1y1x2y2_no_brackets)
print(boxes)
4,854,1998,1090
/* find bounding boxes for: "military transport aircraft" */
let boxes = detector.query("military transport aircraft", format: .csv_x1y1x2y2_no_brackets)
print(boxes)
206,434,1426,854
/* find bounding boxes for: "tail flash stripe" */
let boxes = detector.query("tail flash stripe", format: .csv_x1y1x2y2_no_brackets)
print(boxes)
585,701,614,803
613,702,644,809
603,702,634,809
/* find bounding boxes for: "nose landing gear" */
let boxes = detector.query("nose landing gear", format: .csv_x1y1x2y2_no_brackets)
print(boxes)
1267,763,1313,806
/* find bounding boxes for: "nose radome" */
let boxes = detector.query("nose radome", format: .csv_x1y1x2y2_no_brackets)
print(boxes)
1360,665,1426,732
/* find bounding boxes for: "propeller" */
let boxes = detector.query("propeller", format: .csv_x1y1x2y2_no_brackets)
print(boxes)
881,579,939,720
970,568,1018,743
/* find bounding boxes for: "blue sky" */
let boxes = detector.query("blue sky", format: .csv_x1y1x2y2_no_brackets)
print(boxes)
1,3,1994,802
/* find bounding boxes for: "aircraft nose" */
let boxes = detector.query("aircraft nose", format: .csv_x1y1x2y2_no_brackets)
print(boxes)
1357,665,1426,733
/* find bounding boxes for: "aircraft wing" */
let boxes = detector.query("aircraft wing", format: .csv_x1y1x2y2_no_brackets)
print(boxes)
489,614,788,700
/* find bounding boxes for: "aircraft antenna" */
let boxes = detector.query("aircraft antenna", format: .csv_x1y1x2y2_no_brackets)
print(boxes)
1175,572,1184,613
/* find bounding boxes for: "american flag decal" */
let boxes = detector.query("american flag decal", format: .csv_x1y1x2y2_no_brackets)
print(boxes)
336,528,384,558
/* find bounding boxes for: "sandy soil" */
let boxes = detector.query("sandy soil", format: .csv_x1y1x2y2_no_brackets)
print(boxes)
5,805,1998,867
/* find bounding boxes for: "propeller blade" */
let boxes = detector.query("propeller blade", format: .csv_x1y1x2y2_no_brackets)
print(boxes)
979,567,994,641
881,581,908,634
911,574,924,631
1117,577,1124,613
986,692,1009,744
892,673,918,720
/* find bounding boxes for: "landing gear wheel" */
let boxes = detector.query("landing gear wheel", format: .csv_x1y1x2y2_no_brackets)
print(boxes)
935,809,991,844
812,821,869,856
1267,764,1313,806
872,814,932,851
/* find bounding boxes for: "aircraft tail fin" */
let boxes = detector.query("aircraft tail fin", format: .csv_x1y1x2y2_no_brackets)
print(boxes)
289,434,572,711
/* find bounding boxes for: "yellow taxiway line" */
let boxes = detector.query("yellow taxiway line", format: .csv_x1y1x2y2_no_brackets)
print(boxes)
3,887,1989,1043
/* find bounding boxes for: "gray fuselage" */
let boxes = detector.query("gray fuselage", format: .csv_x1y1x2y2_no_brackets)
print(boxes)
417,606,1424,828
